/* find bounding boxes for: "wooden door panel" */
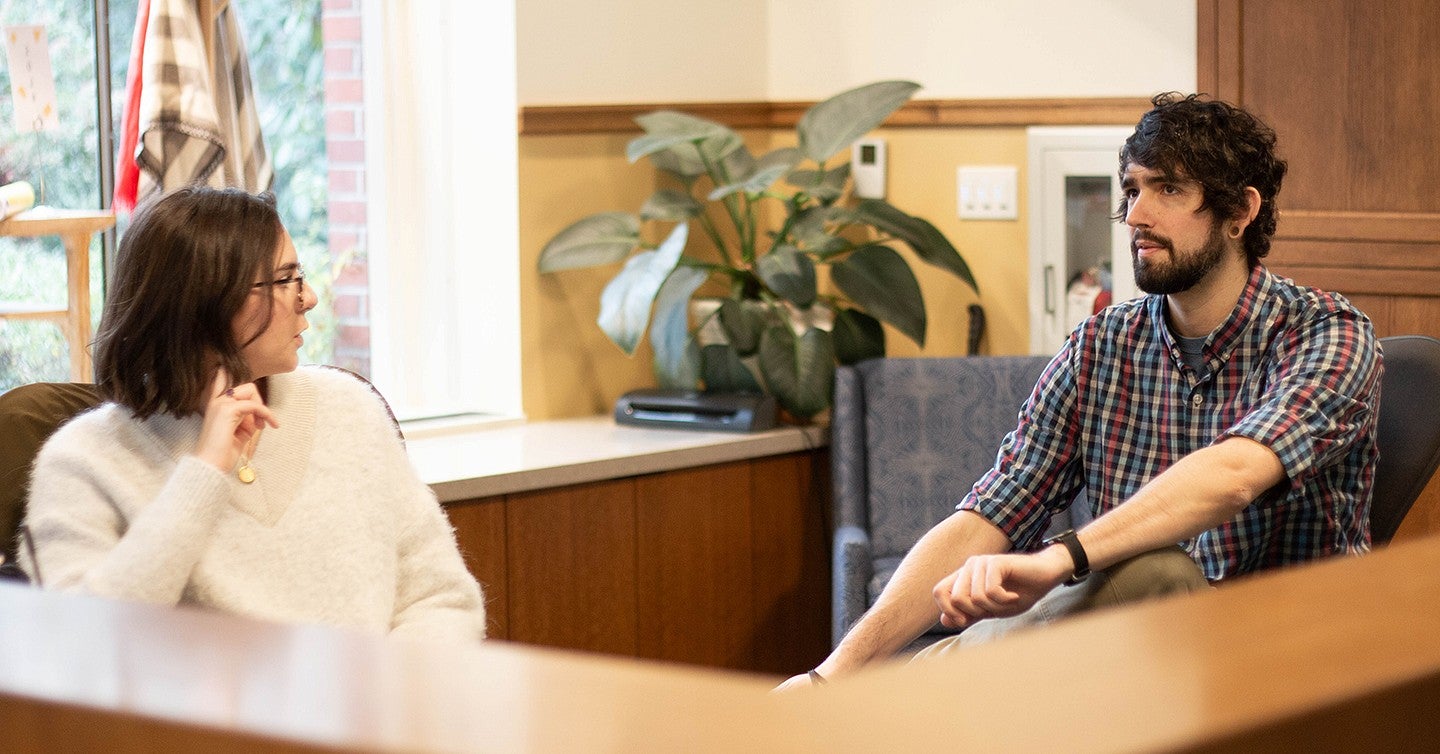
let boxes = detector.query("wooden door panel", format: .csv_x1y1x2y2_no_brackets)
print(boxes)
506,479,639,655
747,452,831,675
635,462,755,669
445,496,510,640
1199,0,1440,537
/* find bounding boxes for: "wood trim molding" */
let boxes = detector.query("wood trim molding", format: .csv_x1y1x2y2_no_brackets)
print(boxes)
1267,265,1440,298
519,97,1153,136
1278,210,1440,244
1195,0,1244,101
1269,239,1440,272
1196,0,1219,96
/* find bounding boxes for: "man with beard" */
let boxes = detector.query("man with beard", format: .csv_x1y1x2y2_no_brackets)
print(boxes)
779,93,1381,690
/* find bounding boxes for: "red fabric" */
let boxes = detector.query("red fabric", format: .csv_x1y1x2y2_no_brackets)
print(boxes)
113,0,151,213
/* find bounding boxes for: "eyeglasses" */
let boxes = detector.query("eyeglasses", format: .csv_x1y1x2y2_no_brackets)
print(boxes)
252,267,306,294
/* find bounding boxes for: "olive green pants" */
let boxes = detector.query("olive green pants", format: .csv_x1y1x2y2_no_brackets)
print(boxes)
912,545,1211,660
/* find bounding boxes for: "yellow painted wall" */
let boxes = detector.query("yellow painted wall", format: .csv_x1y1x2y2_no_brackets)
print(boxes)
518,125,1037,420
519,133,656,420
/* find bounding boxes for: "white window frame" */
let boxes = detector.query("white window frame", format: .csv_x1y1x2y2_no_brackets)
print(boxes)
360,0,521,422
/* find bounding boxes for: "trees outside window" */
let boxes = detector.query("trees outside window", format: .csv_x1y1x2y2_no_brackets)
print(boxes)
0,0,369,392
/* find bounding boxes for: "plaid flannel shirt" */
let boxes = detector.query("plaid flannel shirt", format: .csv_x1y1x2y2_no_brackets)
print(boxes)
958,265,1381,581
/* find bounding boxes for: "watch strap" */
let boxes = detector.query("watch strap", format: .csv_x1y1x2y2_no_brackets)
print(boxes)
1044,528,1091,585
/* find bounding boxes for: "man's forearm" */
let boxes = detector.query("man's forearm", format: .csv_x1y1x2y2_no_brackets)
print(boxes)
1076,437,1284,573
818,510,1010,676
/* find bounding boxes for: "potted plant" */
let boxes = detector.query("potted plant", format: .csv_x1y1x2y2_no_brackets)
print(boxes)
538,80,978,419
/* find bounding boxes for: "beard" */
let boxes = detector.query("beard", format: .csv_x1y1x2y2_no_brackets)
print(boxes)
1132,220,1229,295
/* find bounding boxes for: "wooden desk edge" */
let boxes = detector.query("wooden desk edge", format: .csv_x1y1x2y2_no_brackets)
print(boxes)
5,534,1440,752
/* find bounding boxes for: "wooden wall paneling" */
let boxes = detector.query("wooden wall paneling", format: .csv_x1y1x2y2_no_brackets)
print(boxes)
1205,0,1440,539
1196,0,1243,100
1393,472,1440,544
1340,294,1393,337
519,98,1153,136
505,479,639,655
445,496,511,640
1390,298,1440,342
746,451,831,676
1235,0,1440,214
1238,0,1350,211
635,461,755,669
1267,263,1440,300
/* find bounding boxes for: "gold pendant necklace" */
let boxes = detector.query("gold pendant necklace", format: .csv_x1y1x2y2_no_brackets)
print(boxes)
236,427,264,484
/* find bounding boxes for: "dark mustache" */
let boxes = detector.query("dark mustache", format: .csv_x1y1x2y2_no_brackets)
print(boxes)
1131,231,1172,251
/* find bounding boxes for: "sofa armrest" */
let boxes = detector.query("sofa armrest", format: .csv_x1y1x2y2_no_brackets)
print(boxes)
832,524,873,649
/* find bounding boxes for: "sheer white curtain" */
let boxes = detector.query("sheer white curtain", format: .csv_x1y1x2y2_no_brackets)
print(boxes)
362,0,521,420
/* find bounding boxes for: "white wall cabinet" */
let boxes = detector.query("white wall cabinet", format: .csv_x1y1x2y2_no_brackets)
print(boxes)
1026,127,1136,355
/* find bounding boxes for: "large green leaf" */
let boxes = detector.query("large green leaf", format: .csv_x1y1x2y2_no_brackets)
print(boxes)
785,163,851,202
832,308,886,365
755,244,817,307
758,325,835,418
597,224,689,354
830,244,927,346
709,147,803,201
708,146,756,201
852,199,978,292
718,298,768,356
641,189,702,221
786,206,849,257
537,212,641,273
701,344,762,393
651,265,710,388
719,144,757,181
797,80,920,163
628,111,744,165
746,148,802,192
649,147,708,180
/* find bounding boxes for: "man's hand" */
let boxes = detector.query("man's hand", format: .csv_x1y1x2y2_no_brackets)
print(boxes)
773,672,818,693
932,544,1074,629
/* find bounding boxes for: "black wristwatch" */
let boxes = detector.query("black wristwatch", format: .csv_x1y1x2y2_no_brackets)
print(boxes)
1042,528,1091,585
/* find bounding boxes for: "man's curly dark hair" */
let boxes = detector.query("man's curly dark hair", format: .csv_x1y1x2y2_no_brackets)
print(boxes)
1116,92,1288,265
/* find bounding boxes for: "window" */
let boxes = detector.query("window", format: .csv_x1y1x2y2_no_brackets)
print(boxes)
359,0,521,421
1,0,522,422
0,0,117,390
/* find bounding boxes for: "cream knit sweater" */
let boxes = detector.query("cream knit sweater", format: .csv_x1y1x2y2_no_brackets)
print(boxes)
22,367,485,643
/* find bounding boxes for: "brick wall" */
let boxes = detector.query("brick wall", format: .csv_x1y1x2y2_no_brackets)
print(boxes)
321,0,369,375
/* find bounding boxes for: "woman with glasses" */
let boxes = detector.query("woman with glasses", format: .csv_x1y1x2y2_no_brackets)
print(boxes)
17,187,486,643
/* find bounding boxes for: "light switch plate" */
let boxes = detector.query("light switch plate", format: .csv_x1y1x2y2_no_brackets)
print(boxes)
957,165,1018,220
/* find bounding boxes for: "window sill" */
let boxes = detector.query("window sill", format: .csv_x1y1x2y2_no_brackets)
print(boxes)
406,415,828,503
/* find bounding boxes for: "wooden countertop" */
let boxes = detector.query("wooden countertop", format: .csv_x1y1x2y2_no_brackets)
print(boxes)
5,535,1440,752
406,415,828,502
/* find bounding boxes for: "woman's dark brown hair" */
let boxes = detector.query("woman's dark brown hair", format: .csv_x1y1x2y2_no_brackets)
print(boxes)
93,187,284,419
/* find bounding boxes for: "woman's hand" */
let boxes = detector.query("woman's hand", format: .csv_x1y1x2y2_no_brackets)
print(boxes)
193,369,279,474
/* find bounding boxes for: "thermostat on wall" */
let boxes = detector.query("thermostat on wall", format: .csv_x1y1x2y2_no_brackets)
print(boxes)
852,138,886,199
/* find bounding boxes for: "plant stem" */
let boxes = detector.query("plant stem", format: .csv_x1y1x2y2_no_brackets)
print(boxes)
696,212,736,267
742,192,758,263
697,145,753,266
679,257,745,279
